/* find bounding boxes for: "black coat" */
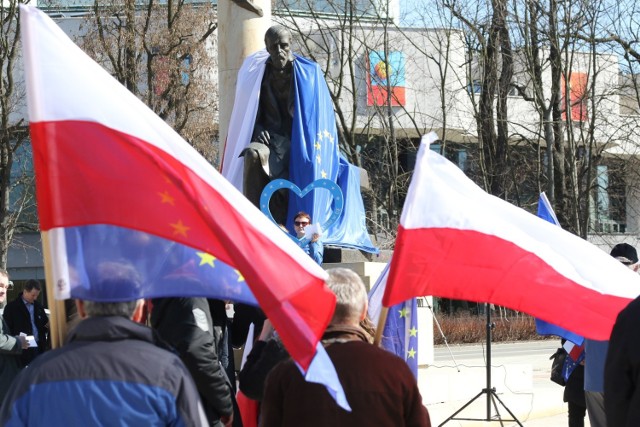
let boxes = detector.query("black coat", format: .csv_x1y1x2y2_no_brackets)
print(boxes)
605,296,640,427
563,363,585,407
2,296,48,367
151,297,233,426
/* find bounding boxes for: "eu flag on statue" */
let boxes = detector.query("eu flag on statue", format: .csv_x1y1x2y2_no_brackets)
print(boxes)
534,193,584,345
221,50,377,254
368,262,419,377
20,5,349,410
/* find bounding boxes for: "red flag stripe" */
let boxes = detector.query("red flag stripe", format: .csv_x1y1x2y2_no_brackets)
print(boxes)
386,226,632,340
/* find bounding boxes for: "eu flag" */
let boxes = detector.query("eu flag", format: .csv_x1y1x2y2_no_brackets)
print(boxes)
534,193,584,345
368,262,419,377
289,56,378,254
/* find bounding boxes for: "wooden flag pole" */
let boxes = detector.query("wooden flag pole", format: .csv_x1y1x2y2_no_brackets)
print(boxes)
41,231,67,348
373,306,389,346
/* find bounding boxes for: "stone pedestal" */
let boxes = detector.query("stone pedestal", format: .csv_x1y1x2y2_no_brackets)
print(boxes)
217,0,271,150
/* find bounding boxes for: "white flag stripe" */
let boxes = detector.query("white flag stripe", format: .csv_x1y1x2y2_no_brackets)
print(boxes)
401,132,640,299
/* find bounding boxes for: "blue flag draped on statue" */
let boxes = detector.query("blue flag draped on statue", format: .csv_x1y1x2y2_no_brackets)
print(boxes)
222,51,378,254
534,193,585,346
368,262,419,377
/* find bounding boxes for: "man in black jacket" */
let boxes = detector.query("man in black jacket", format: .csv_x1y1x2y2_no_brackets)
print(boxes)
604,242,640,427
151,276,234,427
2,279,49,366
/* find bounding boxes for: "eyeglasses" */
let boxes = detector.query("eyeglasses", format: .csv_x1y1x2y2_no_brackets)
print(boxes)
294,221,309,226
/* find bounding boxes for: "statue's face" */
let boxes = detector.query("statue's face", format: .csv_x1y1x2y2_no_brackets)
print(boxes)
266,32,292,70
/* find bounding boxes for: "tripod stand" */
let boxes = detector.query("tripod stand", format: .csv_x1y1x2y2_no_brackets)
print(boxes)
439,303,523,426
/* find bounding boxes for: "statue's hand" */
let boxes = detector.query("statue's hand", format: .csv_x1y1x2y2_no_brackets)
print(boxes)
256,130,271,147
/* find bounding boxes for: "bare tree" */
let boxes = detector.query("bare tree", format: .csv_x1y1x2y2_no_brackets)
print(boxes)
0,0,37,269
78,0,219,163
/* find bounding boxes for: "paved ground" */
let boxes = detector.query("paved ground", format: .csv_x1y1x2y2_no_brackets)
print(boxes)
418,340,590,426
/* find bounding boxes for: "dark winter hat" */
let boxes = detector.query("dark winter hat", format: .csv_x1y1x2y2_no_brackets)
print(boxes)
610,243,639,265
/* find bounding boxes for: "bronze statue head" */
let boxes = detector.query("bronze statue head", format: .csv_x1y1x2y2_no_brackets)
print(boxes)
264,25,293,70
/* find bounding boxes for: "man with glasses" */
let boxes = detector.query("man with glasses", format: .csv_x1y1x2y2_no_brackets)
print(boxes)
293,211,323,265
0,269,28,402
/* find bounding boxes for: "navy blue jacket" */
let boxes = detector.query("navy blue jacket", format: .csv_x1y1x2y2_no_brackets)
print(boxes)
0,316,208,426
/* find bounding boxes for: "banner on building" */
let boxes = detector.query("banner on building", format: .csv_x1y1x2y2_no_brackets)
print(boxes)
367,51,406,106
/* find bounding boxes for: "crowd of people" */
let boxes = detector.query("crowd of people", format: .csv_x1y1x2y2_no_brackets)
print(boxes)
0,265,431,426
6,18,640,427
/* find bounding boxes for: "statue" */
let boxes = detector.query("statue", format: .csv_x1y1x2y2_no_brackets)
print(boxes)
240,25,294,226
221,24,378,255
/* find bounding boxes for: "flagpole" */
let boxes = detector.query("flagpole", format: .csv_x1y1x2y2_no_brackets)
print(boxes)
41,231,67,348
373,306,389,346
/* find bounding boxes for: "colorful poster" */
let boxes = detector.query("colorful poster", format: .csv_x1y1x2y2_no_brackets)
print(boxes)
367,51,406,106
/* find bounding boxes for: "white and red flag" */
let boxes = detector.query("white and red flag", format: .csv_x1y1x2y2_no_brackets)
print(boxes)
20,5,348,408
384,132,640,340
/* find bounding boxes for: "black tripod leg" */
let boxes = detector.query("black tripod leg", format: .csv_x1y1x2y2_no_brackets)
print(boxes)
438,390,485,427
488,391,506,427
490,390,524,426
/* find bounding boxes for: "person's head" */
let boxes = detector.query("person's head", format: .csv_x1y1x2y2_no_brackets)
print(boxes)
0,269,9,306
611,243,640,272
325,268,368,326
293,211,312,237
264,25,293,70
76,261,144,321
22,279,41,304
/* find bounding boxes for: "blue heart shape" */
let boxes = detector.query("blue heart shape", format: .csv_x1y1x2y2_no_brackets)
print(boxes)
260,179,344,247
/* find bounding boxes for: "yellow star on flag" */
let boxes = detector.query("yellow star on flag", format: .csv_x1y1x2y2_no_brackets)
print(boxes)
170,220,190,237
315,141,321,150
158,191,175,206
409,326,418,337
316,155,322,164
196,252,216,267
234,270,245,282
407,347,417,359
399,306,409,318
321,170,328,178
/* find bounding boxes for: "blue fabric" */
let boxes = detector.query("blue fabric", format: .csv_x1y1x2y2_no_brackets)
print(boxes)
534,193,584,346
382,297,419,378
584,339,608,392
367,262,418,377
288,56,377,254
324,156,378,253
63,224,258,304
5,380,185,427
563,347,585,383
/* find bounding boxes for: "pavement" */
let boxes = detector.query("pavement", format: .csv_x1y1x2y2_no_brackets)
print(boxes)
418,340,590,427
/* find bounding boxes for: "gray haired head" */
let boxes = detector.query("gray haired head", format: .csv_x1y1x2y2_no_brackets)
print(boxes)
325,268,368,326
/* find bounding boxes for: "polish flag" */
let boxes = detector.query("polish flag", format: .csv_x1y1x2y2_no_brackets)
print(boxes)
384,132,640,340
563,340,585,362
20,5,348,407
